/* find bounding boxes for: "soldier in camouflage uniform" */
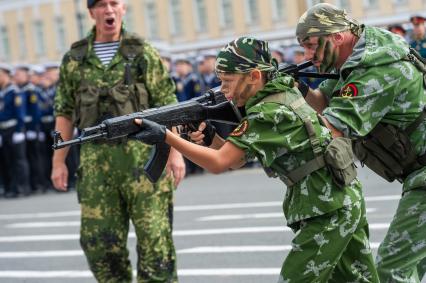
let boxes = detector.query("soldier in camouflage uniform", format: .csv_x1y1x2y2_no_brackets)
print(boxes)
51,0,185,282
130,37,379,282
297,3,426,282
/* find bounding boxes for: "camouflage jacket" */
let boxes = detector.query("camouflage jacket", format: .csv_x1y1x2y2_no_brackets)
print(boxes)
228,75,363,227
321,26,426,192
54,27,176,122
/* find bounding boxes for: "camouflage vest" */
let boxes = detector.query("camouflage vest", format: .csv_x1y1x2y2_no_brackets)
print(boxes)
69,33,149,128
352,48,426,183
261,92,357,188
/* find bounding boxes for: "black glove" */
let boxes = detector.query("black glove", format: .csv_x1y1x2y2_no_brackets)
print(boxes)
297,79,310,98
129,119,166,145
201,121,216,146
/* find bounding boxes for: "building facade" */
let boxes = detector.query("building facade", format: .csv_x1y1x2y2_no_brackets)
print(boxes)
0,0,425,63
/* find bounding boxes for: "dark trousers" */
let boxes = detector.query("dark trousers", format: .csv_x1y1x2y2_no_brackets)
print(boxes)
0,128,31,196
26,137,47,192
41,121,55,189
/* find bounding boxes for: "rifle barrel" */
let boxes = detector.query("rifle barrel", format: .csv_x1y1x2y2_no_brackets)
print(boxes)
52,132,106,149
297,72,339,80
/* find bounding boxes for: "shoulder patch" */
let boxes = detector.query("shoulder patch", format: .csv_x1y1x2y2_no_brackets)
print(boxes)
340,83,358,98
230,120,249,137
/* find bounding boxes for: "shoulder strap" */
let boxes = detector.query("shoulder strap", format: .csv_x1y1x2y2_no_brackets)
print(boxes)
260,92,326,186
120,33,145,61
70,38,89,62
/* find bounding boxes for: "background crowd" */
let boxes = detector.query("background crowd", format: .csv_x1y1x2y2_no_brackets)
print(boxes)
1,12,425,199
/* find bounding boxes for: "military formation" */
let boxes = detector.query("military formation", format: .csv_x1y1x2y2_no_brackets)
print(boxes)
0,62,80,198
3,0,426,282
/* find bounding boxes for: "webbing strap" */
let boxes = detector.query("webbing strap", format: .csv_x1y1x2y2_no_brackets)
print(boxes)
404,108,426,136
261,92,326,186
280,156,326,187
304,119,323,157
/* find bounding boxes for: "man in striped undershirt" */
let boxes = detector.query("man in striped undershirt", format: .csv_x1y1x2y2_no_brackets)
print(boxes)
52,0,185,282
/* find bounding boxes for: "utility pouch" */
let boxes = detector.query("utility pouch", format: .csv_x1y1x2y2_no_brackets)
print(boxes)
110,82,149,115
324,137,357,188
74,84,100,128
352,123,417,182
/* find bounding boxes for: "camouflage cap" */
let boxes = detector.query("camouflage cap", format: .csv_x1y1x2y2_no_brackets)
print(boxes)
296,3,362,43
215,37,278,74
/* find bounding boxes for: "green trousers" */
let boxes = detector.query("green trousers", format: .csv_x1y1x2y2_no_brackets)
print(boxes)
376,189,426,283
77,142,177,283
278,200,379,283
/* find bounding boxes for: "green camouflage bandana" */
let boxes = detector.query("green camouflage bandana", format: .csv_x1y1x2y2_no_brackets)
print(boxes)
296,3,363,43
215,37,278,74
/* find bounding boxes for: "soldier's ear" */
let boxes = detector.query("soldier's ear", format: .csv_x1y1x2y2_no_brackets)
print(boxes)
248,69,262,84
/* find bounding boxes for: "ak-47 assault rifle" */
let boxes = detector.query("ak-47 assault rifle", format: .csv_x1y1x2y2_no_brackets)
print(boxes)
52,60,338,183
53,88,242,182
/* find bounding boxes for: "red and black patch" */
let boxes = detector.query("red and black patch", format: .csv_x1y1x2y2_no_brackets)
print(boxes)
340,83,358,98
230,120,249,137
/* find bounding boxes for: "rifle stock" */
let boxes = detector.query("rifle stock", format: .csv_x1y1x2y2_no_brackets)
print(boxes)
53,89,241,183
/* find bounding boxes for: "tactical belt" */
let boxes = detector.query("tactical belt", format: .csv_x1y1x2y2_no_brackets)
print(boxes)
261,93,326,187
0,119,17,130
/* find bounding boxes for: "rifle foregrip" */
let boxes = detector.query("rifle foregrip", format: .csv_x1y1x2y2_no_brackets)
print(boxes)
143,142,171,183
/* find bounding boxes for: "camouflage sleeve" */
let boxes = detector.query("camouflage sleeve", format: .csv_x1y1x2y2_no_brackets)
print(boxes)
54,53,76,119
318,78,338,102
323,66,400,138
141,41,177,107
227,102,304,167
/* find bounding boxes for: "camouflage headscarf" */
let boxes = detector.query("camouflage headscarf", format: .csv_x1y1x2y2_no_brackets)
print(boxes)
215,37,278,74
296,3,363,43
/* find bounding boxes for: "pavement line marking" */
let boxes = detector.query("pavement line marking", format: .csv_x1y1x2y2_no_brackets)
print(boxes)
6,221,81,229
0,224,390,242
0,195,399,220
197,208,377,222
0,269,281,278
178,242,382,253
0,250,84,258
0,242,383,258
0,211,80,220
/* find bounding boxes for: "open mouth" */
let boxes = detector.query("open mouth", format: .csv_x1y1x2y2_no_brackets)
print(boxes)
105,17,115,27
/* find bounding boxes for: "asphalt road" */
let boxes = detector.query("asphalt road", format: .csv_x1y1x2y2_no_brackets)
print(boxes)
0,165,419,283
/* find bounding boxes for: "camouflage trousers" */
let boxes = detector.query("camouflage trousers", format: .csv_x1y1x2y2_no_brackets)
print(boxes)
278,200,379,283
376,189,426,283
77,142,177,283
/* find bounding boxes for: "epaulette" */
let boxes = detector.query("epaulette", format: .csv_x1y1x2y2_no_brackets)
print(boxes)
120,33,145,60
70,38,89,62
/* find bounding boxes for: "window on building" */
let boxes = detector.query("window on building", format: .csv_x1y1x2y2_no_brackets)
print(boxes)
306,0,323,8
17,22,26,59
220,0,233,28
271,0,286,21
245,0,259,24
363,0,379,8
393,0,407,5
336,0,351,10
194,0,208,32
34,20,46,56
145,1,159,39
124,5,134,32
0,26,10,59
170,0,183,35
55,17,67,53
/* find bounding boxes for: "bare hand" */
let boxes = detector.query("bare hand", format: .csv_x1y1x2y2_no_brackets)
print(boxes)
51,162,69,192
188,122,207,145
166,148,186,187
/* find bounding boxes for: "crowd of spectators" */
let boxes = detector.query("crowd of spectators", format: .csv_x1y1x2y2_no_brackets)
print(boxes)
8,13,425,199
